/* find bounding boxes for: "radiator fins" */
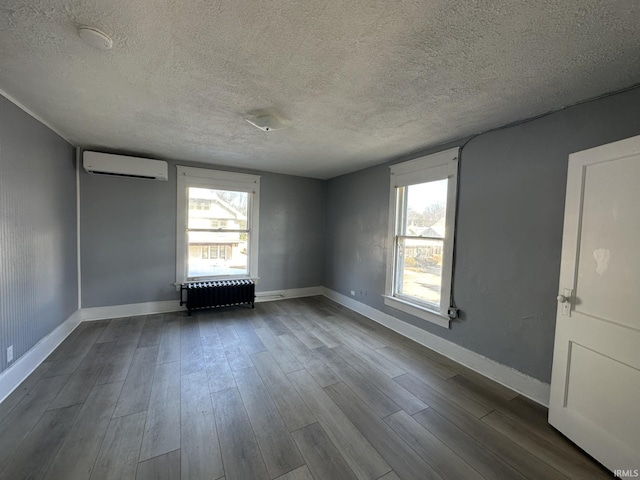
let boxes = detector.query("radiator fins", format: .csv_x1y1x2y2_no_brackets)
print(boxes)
180,279,255,314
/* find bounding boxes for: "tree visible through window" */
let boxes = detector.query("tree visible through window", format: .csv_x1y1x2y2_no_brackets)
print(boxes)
384,148,459,328
395,179,448,307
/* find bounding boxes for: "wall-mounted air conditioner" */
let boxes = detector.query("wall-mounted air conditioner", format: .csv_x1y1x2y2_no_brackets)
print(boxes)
83,151,168,181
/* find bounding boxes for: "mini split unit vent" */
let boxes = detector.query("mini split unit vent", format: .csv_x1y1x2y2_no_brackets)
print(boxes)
83,151,168,181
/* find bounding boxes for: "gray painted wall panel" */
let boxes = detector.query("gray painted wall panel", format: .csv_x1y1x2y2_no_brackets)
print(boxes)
80,169,176,307
325,86,640,383
257,174,326,292
80,159,325,307
325,166,389,301
0,95,77,374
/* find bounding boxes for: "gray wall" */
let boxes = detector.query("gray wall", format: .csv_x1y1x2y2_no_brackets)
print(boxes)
257,174,326,292
80,158,326,307
325,86,640,383
0,95,77,374
80,164,175,307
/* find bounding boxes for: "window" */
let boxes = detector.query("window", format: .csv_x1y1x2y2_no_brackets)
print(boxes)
189,199,211,210
384,148,459,328
176,166,260,283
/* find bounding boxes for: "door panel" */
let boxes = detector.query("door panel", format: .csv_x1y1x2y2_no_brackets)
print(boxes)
575,156,640,328
565,342,640,452
549,134,640,473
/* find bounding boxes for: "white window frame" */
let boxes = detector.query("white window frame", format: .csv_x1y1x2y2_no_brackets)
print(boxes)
176,166,260,285
383,147,459,329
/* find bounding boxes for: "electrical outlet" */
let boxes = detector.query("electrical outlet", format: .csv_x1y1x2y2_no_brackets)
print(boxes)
7,345,13,363
350,290,355,296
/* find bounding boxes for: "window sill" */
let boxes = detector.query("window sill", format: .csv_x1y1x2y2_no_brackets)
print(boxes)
174,276,259,290
382,295,450,329
186,275,256,282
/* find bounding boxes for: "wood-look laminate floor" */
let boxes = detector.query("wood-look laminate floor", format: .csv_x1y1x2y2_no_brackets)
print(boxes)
0,296,613,480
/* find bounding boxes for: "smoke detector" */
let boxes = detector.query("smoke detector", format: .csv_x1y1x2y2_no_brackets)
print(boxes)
245,112,287,132
78,26,113,50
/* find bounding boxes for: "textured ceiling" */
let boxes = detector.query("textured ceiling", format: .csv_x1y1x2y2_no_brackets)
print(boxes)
1,1,639,178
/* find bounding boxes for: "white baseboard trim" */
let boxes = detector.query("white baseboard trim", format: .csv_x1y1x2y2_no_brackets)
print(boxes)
80,300,185,321
0,309,83,404
256,286,323,302
80,286,324,320
322,287,551,407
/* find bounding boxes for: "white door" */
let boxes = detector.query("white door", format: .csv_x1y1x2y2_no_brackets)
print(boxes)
549,134,640,473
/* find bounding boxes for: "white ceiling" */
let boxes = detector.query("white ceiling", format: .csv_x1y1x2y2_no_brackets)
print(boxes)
1,1,639,179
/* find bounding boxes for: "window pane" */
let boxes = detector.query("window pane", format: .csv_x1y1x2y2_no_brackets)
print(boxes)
187,234,248,278
396,237,444,306
404,179,447,238
186,186,249,278
188,187,248,230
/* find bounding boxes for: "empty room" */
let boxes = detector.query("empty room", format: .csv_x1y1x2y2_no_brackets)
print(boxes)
0,1,639,479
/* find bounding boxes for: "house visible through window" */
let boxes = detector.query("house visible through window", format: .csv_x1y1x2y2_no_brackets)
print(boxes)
395,179,448,306
176,167,260,283
384,148,459,328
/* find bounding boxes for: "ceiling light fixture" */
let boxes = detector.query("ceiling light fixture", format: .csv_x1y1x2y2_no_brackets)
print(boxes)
245,111,287,132
78,26,113,50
